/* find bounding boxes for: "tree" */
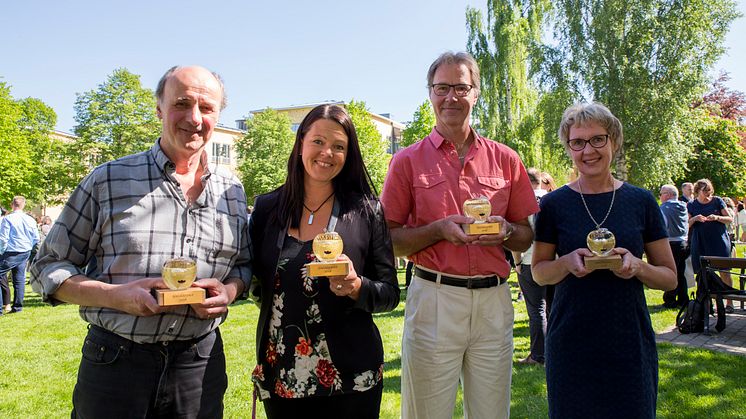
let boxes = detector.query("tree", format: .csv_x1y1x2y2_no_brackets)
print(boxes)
466,0,551,169
540,0,740,188
346,100,390,194
401,101,435,148
0,82,34,204
681,110,746,196
17,97,76,208
234,109,295,200
0,83,66,208
693,72,746,121
73,68,160,179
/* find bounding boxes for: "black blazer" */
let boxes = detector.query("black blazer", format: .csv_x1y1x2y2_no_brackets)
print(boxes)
249,187,400,365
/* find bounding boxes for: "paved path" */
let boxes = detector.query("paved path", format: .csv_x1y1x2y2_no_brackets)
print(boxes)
657,308,746,356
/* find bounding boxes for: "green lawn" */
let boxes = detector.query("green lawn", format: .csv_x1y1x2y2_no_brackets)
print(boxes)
1,271,745,418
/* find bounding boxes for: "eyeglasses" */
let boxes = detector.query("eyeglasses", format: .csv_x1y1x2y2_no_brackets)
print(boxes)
566,134,609,151
430,84,474,97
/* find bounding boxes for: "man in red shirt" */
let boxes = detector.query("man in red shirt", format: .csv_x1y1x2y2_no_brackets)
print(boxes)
381,51,538,419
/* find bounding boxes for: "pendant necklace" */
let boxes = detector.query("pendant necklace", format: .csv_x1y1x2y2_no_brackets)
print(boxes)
578,177,617,257
303,192,335,225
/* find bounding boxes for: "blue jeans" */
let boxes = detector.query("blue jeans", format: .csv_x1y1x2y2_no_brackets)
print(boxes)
0,250,30,312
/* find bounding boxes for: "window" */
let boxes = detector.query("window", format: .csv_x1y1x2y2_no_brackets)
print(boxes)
211,143,231,165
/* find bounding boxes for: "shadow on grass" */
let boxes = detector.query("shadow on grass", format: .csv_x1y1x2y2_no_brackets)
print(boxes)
648,304,679,315
657,343,746,418
383,356,401,394
19,288,46,308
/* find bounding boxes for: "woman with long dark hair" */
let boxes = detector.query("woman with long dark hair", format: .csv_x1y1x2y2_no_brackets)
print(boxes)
249,104,400,418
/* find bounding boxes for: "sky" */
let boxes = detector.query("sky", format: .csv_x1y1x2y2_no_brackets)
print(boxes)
1,0,744,134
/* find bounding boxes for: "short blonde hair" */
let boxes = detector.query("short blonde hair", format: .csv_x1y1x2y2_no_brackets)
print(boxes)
558,102,623,155
693,179,714,197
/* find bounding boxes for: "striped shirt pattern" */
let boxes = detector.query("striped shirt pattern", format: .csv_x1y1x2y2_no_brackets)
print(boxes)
30,140,252,343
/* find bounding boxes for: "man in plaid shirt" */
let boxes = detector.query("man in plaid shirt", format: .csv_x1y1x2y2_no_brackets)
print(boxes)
30,65,251,418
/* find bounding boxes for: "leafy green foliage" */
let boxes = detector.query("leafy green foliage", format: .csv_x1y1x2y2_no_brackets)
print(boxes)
466,0,568,177
0,83,69,207
73,68,160,180
401,101,435,148
234,109,295,200
541,0,740,188
681,111,746,196
346,100,390,194
17,97,76,207
0,82,34,204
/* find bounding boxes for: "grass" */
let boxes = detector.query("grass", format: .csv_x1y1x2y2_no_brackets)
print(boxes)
1,269,745,418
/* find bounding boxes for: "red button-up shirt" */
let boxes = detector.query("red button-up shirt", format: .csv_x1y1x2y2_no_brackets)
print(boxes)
381,128,538,278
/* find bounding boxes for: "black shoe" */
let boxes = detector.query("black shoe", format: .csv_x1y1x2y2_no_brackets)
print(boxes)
725,305,735,314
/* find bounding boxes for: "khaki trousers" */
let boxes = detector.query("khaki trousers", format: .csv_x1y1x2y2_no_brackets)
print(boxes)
401,273,514,419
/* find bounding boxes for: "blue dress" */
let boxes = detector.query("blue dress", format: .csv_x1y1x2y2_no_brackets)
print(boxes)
687,197,730,272
534,183,667,419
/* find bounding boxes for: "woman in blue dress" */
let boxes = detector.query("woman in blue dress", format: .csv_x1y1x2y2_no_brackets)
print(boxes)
532,102,677,418
687,178,734,311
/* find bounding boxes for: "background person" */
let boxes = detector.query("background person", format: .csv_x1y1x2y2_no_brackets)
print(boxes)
249,104,399,418
540,171,557,193
680,182,694,203
0,196,40,314
737,202,746,243
532,102,676,418
687,178,734,312
512,168,550,366
39,215,53,243
659,184,690,308
382,51,538,419
30,65,251,417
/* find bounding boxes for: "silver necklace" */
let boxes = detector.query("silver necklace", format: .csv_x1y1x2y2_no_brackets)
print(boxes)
577,178,616,229
303,192,334,225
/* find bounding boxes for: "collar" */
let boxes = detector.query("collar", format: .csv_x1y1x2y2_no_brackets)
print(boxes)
427,127,483,151
150,139,212,184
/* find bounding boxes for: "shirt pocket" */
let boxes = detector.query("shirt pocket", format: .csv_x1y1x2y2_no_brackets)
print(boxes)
413,173,450,220
476,175,510,216
203,213,243,280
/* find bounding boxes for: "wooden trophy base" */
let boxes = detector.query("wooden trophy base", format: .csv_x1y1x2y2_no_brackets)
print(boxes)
584,254,622,270
462,222,501,235
307,261,349,277
154,288,206,306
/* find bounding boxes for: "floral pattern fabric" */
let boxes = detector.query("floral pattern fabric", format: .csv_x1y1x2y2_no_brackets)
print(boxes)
252,238,382,400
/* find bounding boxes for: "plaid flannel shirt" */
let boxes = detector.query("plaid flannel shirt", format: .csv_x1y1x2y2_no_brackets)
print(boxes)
30,140,252,343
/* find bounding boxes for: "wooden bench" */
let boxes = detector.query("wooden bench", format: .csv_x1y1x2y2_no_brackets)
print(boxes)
698,256,746,335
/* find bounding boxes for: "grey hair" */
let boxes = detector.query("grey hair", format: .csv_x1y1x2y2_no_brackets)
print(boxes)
155,66,227,110
426,51,481,95
558,102,623,155
660,184,678,198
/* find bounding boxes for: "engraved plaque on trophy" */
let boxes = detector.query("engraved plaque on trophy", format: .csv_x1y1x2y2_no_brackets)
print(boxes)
584,228,622,270
462,196,500,235
155,257,206,306
307,232,349,277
